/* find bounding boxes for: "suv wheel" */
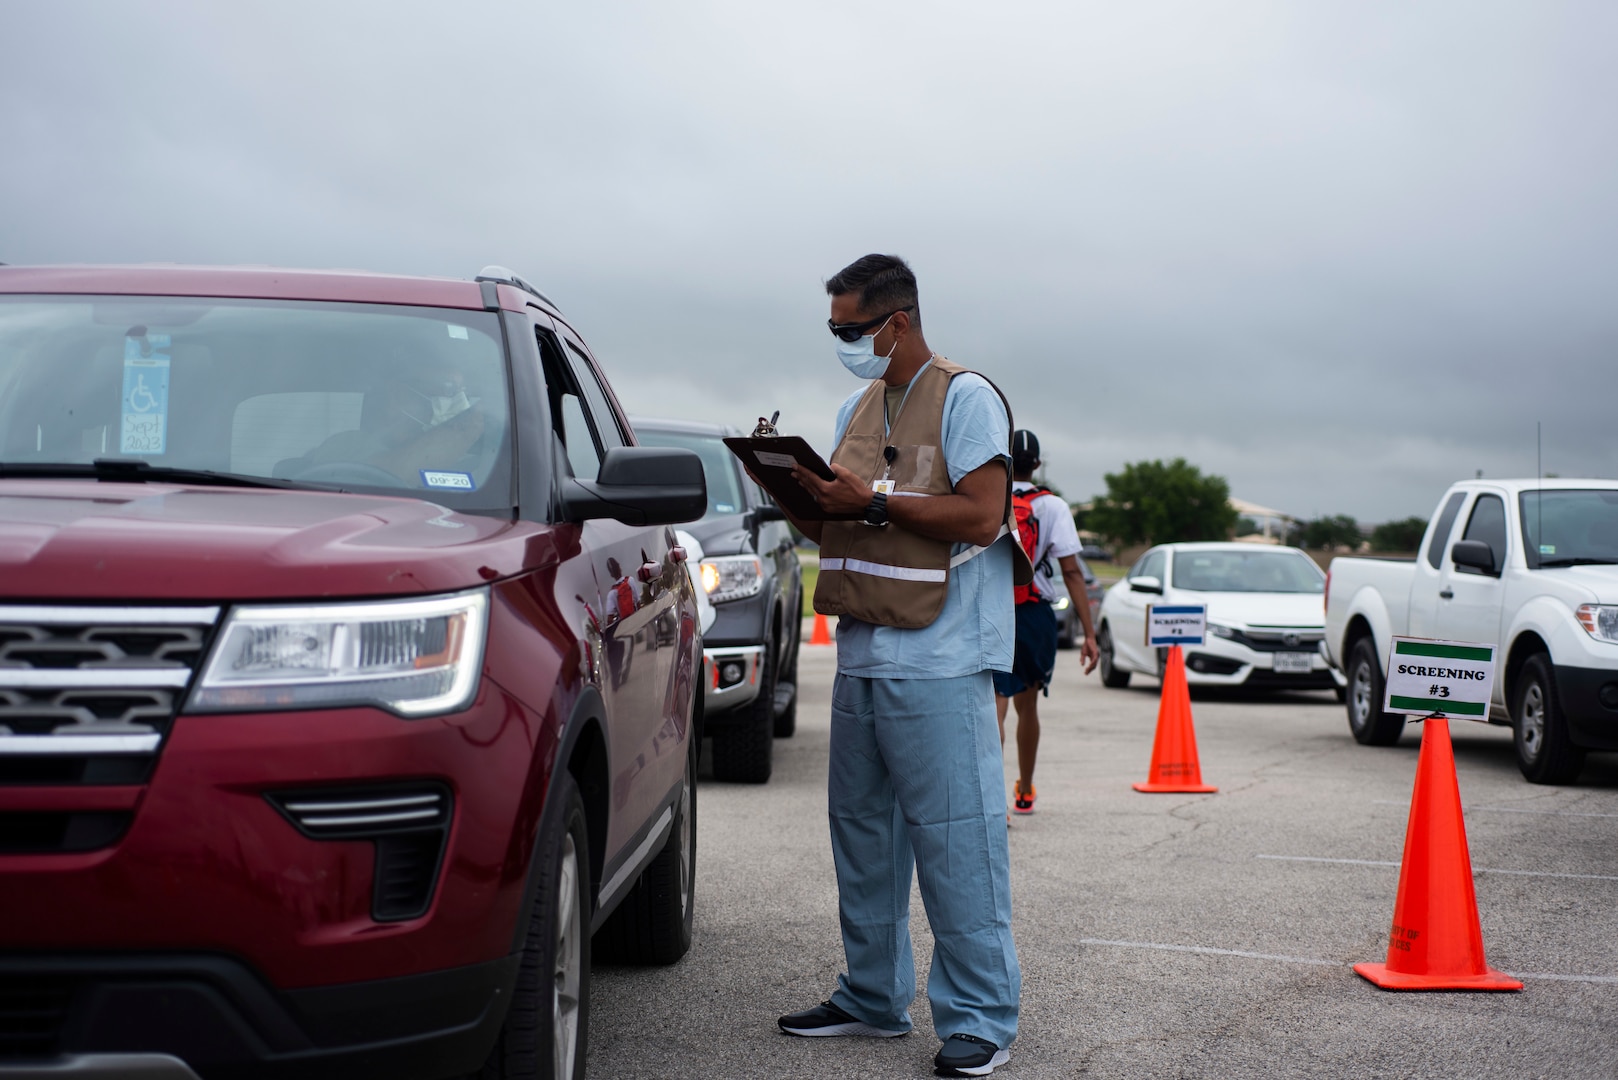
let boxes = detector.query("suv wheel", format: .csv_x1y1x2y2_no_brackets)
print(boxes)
594,728,697,964
774,617,799,739
1514,653,1584,785
712,634,776,783
1346,636,1405,746
478,773,589,1080
1098,624,1130,688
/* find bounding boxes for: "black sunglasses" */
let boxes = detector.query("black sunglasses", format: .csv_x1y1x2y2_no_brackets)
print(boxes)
827,305,914,343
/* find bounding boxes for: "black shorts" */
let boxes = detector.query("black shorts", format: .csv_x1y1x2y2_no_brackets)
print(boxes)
993,600,1058,697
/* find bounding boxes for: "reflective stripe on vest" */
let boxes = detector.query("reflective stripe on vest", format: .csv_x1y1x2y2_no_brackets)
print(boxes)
818,557,946,583
820,524,1009,582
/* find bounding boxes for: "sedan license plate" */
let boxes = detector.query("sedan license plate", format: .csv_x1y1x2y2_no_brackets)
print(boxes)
1273,652,1315,674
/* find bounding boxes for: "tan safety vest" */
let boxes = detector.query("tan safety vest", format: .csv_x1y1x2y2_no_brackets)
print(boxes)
813,357,1034,629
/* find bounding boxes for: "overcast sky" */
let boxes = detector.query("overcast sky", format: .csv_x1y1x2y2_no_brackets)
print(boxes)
4,1,1614,522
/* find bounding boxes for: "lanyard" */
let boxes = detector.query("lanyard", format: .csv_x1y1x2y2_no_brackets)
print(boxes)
882,355,935,440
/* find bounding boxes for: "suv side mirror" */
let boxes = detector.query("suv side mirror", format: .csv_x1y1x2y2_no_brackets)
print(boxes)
1450,539,1497,576
1130,575,1163,595
562,446,707,526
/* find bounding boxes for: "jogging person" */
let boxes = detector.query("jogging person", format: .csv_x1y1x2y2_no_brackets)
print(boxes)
772,254,1032,1077
995,429,1099,815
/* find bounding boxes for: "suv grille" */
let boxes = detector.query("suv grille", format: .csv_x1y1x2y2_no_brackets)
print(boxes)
0,975,74,1058
0,606,219,790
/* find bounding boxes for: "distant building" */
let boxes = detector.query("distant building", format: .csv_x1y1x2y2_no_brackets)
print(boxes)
1229,497,1295,545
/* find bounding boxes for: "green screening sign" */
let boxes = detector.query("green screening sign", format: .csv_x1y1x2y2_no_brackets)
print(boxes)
1383,637,1498,720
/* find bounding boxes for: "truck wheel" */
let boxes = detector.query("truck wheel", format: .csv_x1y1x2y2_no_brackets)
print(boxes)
712,638,775,783
1514,654,1585,785
1098,624,1130,688
1346,637,1405,746
478,773,589,1080
594,733,697,964
774,618,799,739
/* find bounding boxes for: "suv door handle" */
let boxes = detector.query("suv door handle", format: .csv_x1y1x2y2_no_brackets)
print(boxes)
638,561,663,584
1439,588,1454,600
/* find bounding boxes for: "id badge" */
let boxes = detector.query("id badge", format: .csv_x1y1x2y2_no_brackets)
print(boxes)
872,479,896,496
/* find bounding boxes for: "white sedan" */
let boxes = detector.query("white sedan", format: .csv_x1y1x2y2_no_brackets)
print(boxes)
1096,542,1347,694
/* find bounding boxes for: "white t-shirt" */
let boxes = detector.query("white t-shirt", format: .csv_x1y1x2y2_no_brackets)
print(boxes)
1015,481,1087,600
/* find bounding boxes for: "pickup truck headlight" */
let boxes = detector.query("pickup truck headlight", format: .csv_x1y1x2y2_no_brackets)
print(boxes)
699,555,763,604
1576,604,1618,645
188,590,488,717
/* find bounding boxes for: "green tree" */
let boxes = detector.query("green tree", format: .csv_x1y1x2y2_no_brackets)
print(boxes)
1087,459,1238,547
1235,516,1260,536
1299,514,1362,550
1370,516,1428,553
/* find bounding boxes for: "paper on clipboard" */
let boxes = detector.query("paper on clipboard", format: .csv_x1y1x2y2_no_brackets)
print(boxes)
722,435,859,522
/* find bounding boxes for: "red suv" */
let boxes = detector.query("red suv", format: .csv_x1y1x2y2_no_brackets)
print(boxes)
0,265,707,1080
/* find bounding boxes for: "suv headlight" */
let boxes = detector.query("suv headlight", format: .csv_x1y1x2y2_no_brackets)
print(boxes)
188,590,488,717
1576,604,1618,644
699,555,763,604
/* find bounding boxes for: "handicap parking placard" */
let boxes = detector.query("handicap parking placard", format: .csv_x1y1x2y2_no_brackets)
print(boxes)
120,333,171,455
1383,637,1497,720
1147,604,1206,647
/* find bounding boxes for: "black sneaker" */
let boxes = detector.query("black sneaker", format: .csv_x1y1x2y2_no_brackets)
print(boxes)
778,1000,908,1038
934,1033,1010,1076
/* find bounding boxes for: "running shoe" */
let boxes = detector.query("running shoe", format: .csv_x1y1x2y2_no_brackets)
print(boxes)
934,1034,1010,1076
1013,780,1036,815
778,1000,908,1038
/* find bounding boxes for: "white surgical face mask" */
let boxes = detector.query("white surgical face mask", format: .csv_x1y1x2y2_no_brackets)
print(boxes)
835,315,897,380
409,386,473,428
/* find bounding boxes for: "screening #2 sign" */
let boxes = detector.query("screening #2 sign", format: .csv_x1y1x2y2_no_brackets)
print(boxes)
1383,637,1498,720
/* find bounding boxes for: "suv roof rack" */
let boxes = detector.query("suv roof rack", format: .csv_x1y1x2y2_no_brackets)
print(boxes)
475,265,557,310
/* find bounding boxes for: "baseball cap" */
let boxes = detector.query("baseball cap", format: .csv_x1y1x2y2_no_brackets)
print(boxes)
1011,429,1040,467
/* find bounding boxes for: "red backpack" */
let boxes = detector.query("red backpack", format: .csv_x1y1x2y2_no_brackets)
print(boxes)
1012,486,1053,604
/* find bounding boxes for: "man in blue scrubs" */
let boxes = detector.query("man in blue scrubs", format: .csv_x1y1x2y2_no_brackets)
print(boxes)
775,254,1021,1078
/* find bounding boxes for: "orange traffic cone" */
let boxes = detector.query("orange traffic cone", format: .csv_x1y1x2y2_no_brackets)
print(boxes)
1133,645,1217,793
809,612,833,646
1354,718,1522,991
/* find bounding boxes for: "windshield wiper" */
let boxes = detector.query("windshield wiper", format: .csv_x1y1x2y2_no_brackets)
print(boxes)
1537,557,1618,567
0,459,324,491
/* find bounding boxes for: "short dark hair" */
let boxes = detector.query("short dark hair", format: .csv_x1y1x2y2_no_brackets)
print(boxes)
826,254,920,327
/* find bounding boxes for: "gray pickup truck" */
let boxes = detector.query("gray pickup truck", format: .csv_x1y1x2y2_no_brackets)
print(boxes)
634,418,802,784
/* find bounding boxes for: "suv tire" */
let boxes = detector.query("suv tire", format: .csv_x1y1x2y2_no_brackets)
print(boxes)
1346,636,1405,746
477,772,589,1080
712,634,775,783
594,728,697,964
1098,624,1130,688
1514,653,1584,785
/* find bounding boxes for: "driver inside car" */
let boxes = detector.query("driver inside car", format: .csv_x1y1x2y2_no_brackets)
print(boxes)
277,355,485,485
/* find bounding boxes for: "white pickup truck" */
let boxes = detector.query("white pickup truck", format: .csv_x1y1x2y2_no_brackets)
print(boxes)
1324,479,1618,784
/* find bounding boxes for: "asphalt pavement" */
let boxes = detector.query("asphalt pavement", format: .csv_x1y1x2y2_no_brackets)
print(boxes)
588,624,1618,1079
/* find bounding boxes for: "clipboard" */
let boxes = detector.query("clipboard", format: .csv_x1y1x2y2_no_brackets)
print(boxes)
722,435,861,522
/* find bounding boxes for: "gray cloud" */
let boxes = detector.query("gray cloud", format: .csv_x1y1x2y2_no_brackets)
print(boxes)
3,0,1614,521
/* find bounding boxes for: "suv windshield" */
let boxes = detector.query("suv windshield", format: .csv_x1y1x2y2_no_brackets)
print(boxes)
634,428,744,520
1520,489,1618,568
1172,549,1324,593
0,295,513,507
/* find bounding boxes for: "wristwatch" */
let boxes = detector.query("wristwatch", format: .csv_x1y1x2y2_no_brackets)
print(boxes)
863,491,889,527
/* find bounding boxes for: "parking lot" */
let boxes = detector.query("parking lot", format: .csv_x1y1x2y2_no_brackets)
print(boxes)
591,626,1618,1079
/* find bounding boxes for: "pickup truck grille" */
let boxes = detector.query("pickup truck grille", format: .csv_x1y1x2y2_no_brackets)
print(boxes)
0,606,219,788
